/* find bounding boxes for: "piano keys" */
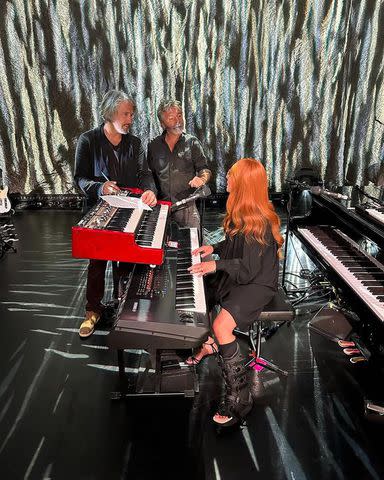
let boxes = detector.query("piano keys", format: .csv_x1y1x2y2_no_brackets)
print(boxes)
104,202,169,249
305,189,384,248
175,227,206,313
72,193,171,265
355,204,384,231
297,225,384,322
291,189,384,358
108,227,209,352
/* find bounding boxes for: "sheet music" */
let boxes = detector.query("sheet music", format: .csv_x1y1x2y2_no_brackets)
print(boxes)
101,195,152,211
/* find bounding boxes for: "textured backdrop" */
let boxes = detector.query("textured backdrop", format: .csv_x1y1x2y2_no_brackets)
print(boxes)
0,0,384,194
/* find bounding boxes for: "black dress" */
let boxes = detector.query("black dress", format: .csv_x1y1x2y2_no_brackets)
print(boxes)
208,228,279,330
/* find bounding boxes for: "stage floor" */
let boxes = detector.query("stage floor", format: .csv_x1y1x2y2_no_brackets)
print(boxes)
0,209,384,479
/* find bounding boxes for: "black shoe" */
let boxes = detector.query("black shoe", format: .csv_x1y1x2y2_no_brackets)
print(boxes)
213,344,253,427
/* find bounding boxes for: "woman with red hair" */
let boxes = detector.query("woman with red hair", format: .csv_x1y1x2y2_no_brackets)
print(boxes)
188,158,284,427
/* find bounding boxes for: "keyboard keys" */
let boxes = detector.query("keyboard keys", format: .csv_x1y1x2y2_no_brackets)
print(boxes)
175,228,206,314
298,226,384,322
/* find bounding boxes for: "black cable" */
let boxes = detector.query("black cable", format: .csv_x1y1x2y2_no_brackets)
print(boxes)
290,285,332,299
284,280,301,290
292,290,333,306
284,271,312,281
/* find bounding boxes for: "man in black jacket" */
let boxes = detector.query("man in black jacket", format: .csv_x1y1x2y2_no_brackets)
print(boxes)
74,90,156,338
147,99,211,229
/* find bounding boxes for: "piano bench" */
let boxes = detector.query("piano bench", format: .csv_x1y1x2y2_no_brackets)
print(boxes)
234,287,294,377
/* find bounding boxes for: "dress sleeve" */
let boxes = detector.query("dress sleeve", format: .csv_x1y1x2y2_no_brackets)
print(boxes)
215,239,263,284
74,133,103,202
212,240,225,256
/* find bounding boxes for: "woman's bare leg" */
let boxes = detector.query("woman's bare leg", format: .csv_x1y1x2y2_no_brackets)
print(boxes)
212,308,237,344
185,335,217,365
186,308,236,365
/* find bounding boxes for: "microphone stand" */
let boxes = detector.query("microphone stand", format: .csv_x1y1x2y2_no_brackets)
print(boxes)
171,186,211,241
281,181,313,293
198,197,205,242
281,185,294,293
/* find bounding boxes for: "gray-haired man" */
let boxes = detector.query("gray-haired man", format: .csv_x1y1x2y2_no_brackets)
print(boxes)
74,89,156,338
147,99,211,229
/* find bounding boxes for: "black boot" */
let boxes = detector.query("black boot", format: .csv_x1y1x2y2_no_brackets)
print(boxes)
214,344,253,427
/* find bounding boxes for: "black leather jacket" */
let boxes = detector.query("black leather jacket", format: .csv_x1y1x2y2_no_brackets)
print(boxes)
147,132,211,202
74,125,155,206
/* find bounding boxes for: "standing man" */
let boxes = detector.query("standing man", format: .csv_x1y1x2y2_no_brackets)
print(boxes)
147,99,211,229
74,90,156,338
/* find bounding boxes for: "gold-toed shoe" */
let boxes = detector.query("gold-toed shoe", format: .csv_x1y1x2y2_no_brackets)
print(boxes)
79,311,100,338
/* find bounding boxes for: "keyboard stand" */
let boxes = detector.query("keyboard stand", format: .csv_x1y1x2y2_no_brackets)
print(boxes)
110,347,197,399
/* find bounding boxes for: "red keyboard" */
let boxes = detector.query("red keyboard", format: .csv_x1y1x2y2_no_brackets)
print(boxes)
72,192,171,265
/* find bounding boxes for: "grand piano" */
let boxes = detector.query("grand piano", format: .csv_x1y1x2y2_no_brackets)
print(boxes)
291,186,384,358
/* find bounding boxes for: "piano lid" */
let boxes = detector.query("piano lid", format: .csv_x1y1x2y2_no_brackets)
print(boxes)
290,185,384,250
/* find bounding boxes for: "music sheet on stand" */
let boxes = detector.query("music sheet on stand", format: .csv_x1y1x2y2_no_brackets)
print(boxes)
101,195,152,211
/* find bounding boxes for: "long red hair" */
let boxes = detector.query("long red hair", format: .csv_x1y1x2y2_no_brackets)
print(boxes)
223,158,284,253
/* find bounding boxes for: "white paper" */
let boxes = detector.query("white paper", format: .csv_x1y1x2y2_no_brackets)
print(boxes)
101,195,152,210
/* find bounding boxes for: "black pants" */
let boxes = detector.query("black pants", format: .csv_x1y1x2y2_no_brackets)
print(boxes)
85,259,132,314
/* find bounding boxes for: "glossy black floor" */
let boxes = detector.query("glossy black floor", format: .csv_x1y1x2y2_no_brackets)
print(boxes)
1,207,384,479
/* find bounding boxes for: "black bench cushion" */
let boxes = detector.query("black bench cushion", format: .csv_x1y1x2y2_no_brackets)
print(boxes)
258,287,294,322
